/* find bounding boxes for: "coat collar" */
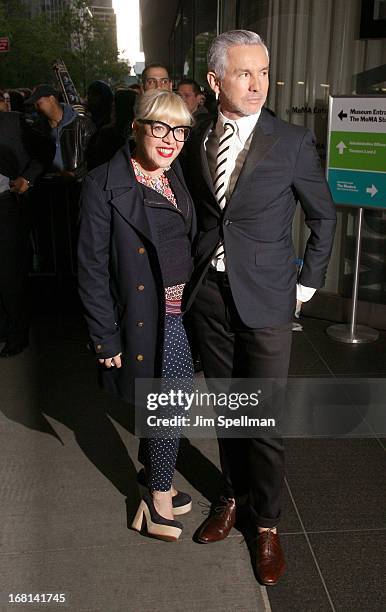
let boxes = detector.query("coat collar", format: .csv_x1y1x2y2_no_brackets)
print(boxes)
105,144,136,190
105,145,192,244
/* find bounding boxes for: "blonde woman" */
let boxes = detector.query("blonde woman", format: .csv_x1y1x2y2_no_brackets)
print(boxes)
78,90,195,541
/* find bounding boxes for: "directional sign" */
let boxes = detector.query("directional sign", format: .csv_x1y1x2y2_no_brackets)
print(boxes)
0,37,9,53
327,96,386,209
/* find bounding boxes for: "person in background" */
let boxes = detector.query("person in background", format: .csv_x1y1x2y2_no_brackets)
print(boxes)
142,63,172,91
26,84,95,180
0,108,48,356
177,78,209,124
128,83,142,94
78,90,195,542
86,80,113,170
0,90,10,113
88,88,138,169
86,80,113,131
9,90,25,114
26,84,95,287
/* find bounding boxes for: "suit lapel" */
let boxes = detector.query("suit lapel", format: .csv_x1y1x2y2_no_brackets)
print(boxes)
194,117,220,213
229,109,280,200
200,124,216,198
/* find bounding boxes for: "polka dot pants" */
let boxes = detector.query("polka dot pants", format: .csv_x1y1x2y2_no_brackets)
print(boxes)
138,313,194,492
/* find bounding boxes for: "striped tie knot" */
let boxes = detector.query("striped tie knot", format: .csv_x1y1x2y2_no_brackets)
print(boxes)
223,121,235,134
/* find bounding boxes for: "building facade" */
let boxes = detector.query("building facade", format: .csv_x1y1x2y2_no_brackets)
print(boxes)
140,0,386,328
23,0,117,48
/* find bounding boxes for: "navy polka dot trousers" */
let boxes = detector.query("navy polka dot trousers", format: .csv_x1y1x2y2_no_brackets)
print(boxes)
138,313,194,491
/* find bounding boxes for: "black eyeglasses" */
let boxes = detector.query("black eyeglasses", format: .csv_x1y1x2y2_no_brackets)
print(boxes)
137,119,191,142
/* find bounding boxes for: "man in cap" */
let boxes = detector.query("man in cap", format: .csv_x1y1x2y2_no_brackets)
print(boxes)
26,84,94,179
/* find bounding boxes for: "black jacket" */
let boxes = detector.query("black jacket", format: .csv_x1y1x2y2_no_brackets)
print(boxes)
78,145,196,403
0,111,46,184
32,104,95,180
181,108,337,327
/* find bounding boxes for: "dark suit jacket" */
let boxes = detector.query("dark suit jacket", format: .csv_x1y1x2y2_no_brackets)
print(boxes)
77,145,196,403
181,108,337,328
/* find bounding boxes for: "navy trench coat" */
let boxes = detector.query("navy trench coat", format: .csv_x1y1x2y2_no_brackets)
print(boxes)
78,145,196,403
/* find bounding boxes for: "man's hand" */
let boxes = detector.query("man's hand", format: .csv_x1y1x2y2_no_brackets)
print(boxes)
98,354,122,368
10,177,29,194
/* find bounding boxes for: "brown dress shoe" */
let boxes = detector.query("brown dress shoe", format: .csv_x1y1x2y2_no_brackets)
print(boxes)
256,529,286,585
196,497,236,543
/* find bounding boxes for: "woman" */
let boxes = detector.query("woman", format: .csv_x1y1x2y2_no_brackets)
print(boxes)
78,90,195,542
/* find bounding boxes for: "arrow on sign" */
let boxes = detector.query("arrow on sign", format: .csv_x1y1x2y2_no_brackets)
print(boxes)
336,141,347,154
338,110,348,121
366,184,378,198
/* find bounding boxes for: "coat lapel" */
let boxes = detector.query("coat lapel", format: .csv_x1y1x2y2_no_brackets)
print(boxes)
105,146,153,242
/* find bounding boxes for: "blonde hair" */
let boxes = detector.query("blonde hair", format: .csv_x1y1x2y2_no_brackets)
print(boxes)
134,89,193,126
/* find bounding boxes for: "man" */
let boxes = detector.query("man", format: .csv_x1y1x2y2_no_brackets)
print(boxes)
26,84,95,281
0,110,46,356
141,63,172,91
177,78,209,123
25,84,94,179
182,30,336,585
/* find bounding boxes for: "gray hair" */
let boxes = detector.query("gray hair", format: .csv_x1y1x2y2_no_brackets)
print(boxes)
207,30,269,80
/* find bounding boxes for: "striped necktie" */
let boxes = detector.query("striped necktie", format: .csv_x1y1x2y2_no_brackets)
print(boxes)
214,121,235,208
211,121,235,271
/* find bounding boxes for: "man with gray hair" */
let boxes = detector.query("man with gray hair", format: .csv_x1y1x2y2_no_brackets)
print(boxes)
182,30,336,585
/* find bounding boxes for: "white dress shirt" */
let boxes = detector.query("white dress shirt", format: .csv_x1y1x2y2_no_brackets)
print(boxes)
205,109,316,303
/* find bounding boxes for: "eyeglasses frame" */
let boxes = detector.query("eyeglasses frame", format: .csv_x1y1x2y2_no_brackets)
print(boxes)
137,119,192,142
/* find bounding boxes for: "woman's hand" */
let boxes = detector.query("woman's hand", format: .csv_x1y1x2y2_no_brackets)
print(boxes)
98,353,122,368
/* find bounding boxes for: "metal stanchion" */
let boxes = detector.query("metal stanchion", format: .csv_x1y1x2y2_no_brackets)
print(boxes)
327,207,379,344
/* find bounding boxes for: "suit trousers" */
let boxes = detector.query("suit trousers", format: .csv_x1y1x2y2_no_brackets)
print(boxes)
189,267,292,527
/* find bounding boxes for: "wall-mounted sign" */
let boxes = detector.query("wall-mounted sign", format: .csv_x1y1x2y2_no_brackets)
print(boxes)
0,37,9,53
327,96,386,209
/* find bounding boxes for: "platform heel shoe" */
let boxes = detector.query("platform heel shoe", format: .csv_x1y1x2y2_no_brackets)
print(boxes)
137,469,192,516
131,492,183,542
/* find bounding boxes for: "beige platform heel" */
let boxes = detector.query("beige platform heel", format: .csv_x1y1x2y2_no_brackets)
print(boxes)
131,492,183,542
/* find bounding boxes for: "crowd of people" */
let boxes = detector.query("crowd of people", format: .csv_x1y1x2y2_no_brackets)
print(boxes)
0,66,212,357
0,30,336,587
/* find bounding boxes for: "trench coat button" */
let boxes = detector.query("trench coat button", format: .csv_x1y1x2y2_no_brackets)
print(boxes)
96,344,102,352
136,354,144,362
137,321,144,327
224,219,232,226
137,247,145,254
137,284,145,291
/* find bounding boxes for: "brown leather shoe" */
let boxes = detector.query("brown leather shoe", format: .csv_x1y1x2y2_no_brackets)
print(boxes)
196,497,236,543
256,529,286,585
